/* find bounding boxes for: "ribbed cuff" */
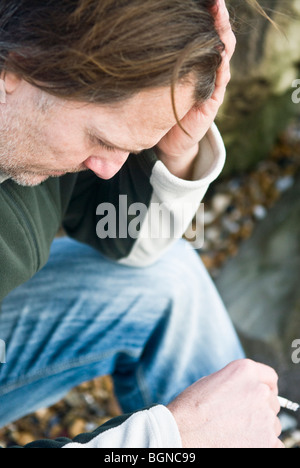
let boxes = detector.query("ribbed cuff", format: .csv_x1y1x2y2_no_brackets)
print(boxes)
147,405,183,448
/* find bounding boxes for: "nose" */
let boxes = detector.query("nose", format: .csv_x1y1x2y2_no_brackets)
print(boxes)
84,154,129,180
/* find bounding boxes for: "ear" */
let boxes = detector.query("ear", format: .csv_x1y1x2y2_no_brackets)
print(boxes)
1,71,22,95
0,80,6,104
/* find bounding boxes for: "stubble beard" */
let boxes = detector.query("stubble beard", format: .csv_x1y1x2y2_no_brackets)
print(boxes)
0,97,86,187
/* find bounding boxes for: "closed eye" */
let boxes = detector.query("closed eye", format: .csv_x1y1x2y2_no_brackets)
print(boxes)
90,130,144,155
97,138,145,155
97,138,118,152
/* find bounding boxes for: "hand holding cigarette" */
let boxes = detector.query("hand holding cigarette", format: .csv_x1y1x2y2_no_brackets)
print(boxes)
168,359,285,448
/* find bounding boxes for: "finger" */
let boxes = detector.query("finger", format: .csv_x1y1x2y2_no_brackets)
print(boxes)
274,417,282,438
208,53,231,108
213,0,230,32
215,52,231,88
212,0,236,60
224,29,236,62
255,363,279,395
269,393,281,415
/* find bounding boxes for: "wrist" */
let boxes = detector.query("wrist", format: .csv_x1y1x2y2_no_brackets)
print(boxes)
155,143,200,180
167,399,201,449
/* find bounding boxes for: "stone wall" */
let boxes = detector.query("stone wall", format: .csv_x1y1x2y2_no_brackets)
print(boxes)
215,174,300,418
217,0,300,176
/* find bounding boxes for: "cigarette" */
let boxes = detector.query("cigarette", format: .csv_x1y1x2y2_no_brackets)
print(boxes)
278,396,300,412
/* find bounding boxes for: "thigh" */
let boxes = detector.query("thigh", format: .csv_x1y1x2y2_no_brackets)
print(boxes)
0,237,244,426
0,237,171,424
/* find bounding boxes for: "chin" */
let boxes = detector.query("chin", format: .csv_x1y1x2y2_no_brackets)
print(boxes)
12,174,50,187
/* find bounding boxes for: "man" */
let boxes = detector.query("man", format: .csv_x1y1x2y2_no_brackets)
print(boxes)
0,0,283,448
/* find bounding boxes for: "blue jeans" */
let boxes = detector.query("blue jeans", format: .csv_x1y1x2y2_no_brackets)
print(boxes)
0,238,244,428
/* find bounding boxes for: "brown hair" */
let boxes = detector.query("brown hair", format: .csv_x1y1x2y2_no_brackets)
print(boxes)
0,0,224,107
245,0,279,30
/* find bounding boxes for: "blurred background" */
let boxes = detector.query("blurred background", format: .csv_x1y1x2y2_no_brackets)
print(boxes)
1,0,300,448
214,0,300,446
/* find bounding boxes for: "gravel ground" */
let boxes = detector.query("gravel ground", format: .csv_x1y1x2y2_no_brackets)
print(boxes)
0,121,300,448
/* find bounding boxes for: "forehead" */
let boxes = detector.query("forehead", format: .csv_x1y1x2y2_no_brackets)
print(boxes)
89,81,196,147
125,83,195,128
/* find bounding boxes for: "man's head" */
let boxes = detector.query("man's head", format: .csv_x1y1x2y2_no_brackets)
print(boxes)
0,0,223,186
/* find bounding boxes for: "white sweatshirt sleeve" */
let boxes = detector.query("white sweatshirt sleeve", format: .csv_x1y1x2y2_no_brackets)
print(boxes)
62,405,182,449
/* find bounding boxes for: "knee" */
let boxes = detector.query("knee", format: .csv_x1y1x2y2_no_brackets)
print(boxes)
137,240,203,303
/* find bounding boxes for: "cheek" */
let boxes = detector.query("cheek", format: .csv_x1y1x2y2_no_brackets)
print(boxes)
44,125,88,163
